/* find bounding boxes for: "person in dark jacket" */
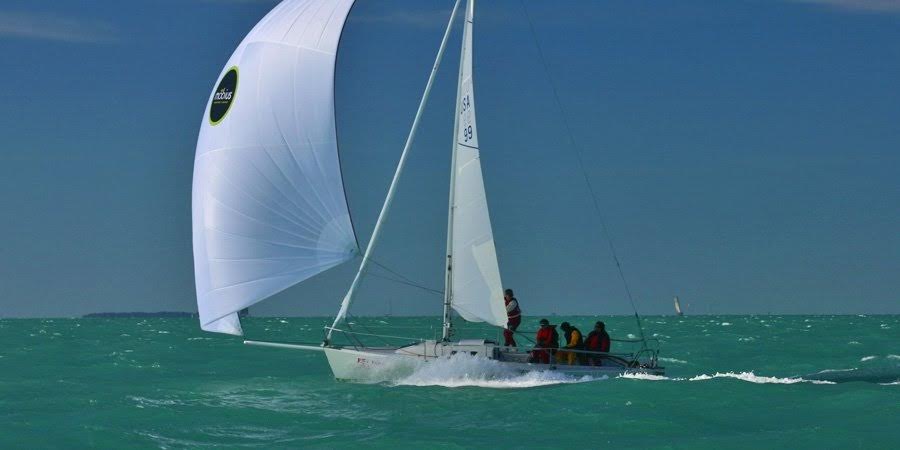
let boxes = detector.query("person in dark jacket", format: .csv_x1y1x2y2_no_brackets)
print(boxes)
584,321,611,366
557,322,584,365
503,289,521,347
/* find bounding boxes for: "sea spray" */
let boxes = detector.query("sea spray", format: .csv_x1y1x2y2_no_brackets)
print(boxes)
391,353,601,388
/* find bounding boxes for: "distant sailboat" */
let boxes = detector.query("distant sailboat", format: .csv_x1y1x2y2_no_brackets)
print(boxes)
674,296,684,316
191,0,663,380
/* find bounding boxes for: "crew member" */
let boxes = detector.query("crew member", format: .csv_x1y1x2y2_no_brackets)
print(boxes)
584,321,611,366
503,288,521,347
531,318,558,364
557,322,583,365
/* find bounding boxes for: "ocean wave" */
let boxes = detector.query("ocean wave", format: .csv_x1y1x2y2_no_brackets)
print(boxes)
688,372,834,385
860,356,877,362
128,395,185,408
805,366,900,384
618,372,672,381
658,357,688,364
390,354,604,389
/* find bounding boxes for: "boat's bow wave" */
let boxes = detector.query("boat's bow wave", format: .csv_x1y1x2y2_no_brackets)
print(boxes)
363,353,605,389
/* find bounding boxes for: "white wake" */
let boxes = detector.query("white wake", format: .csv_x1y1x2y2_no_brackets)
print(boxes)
688,372,835,385
618,371,836,384
389,353,604,389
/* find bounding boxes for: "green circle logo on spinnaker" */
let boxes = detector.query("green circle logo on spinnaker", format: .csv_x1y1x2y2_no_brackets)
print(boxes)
209,67,238,125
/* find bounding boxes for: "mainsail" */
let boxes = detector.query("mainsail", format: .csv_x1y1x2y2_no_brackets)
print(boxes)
674,296,683,316
192,0,358,336
447,0,507,327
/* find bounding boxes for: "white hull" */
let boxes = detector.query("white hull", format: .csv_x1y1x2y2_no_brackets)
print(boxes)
322,340,664,381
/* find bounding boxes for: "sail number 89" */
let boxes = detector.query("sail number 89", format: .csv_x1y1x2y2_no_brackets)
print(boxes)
461,95,473,142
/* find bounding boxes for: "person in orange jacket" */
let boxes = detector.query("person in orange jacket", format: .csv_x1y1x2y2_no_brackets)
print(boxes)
584,321,611,366
530,318,558,364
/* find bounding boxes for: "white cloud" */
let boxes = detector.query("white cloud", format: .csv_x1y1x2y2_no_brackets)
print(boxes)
790,0,900,13
0,11,118,44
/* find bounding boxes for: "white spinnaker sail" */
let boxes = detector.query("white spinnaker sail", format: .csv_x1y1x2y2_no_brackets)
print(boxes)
192,0,358,336
449,0,507,327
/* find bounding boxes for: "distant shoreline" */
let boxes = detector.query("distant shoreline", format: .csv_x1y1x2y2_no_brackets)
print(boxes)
82,312,198,318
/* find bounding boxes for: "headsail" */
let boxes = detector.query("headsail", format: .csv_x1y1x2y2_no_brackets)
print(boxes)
447,0,507,327
674,296,683,316
192,0,358,336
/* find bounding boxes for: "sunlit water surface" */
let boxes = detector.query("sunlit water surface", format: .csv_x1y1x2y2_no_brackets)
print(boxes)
1,315,898,448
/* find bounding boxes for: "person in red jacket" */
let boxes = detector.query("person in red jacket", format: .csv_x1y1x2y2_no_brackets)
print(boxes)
584,321,611,366
530,319,558,364
503,288,521,347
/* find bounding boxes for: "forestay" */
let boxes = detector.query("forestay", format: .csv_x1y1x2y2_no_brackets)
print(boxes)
192,0,358,335
448,0,507,327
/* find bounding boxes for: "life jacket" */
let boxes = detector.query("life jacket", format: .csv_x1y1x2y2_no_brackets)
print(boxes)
564,327,584,349
535,326,558,348
586,330,610,352
599,331,610,352
505,297,521,319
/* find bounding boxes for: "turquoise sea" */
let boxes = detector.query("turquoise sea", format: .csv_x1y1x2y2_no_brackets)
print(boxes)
2,315,898,449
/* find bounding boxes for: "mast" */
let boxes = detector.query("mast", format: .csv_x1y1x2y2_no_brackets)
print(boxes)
327,0,464,341
442,0,474,341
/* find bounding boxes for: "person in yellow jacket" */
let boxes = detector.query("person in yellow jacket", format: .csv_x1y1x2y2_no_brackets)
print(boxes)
557,322,584,365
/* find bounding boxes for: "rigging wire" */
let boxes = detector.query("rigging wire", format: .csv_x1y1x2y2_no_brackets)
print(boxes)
368,257,444,296
367,272,444,297
518,0,647,346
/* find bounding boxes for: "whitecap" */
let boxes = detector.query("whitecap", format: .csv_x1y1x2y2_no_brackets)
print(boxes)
618,372,672,381
848,341,861,345
659,357,688,364
888,355,900,360
721,322,732,326
861,356,878,362
688,371,834,385
128,395,184,408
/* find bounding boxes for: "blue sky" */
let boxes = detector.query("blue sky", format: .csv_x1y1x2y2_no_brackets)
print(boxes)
1,0,898,318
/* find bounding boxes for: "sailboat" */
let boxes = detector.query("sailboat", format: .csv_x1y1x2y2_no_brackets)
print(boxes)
674,296,684,317
192,0,663,380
